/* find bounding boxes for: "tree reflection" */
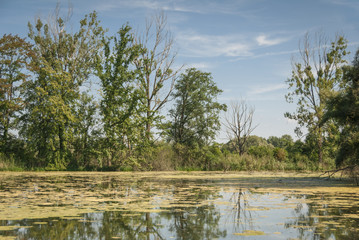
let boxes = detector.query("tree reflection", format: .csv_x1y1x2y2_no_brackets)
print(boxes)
163,180,226,239
227,188,254,232
0,179,227,239
284,193,359,240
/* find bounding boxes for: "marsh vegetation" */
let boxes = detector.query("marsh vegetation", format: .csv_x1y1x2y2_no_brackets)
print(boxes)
0,5,358,174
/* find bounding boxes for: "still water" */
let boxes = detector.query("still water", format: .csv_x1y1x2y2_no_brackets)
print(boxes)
0,172,358,239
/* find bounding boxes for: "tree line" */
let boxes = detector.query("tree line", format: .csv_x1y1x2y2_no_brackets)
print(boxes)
0,7,358,172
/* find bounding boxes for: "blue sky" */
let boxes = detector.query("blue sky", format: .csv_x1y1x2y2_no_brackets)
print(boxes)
1,0,359,142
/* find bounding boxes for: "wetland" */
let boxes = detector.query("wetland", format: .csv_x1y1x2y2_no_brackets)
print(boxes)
0,171,358,239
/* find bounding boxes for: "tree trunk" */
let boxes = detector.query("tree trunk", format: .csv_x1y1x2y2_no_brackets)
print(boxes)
318,134,323,168
59,126,65,167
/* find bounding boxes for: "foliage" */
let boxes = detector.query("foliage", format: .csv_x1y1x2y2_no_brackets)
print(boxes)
267,135,293,149
71,92,99,169
248,145,273,158
285,33,348,165
0,34,33,150
96,24,144,168
167,68,227,148
324,49,359,167
21,9,105,169
273,147,288,162
1,5,356,173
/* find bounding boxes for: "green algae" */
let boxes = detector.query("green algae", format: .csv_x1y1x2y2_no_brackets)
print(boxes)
0,171,358,239
0,236,16,240
233,230,266,236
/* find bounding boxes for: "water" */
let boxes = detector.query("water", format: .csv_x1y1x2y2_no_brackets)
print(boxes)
0,172,358,239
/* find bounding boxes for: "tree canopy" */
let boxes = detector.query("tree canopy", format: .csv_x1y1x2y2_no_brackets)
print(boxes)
167,68,227,147
285,33,348,166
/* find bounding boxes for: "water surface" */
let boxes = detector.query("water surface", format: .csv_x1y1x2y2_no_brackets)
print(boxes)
0,172,358,239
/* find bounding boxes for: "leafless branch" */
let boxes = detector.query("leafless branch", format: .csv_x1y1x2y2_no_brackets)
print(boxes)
224,100,257,155
134,11,183,137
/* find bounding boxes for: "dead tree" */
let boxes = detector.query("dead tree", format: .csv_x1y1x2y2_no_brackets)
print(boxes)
224,100,257,155
134,12,182,140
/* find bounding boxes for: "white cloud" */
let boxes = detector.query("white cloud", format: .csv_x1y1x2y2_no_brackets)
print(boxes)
256,34,288,46
249,83,287,95
177,31,253,58
89,0,267,22
186,62,214,70
92,0,237,14
231,49,300,62
285,118,297,125
177,29,299,59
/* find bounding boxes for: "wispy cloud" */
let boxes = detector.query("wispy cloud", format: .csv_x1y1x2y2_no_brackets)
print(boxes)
249,83,287,95
92,0,246,14
232,49,299,61
177,31,253,57
256,34,288,46
176,29,297,59
186,62,214,70
328,0,359,9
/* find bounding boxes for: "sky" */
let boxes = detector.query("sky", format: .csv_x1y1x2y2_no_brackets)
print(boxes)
1,0,359,142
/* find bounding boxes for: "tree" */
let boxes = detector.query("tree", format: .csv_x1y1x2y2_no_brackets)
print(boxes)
267,134,293,149
324,49,359,167
72,92,98,169
285,33,348,166
168,68,227,147
134,13,182,141
0,34,33,149
96,25,144,167
224,100,257,155
22,6,105,169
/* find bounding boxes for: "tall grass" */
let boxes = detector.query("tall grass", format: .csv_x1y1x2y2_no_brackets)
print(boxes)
0,152,25,171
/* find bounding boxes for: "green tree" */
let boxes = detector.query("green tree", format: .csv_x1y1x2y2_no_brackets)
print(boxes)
0,34,32,149
22,7,104,169
96,25,144,168
324,49,359,167
168,68,227,147
72,92,98,169
267,134,293,149
285,33,348,166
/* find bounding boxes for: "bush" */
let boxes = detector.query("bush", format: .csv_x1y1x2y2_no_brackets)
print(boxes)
273,147,288,161
248,146,273,158
0,153,25,171
150,144,175,171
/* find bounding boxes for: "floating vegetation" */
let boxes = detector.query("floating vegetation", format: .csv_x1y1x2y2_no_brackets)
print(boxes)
233,230,266,236
0,236,16,240
0,171,358,239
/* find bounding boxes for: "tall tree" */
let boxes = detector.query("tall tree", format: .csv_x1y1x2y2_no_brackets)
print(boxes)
168,68,227,147
22,6,105,169
96,25,143,167
0,34,33,148
72,92,98,169
134,13,182,141
224,100,257,155
324,49,359,167
285,33,348,165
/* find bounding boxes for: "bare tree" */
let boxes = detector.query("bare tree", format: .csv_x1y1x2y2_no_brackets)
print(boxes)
224,100,257,155
134,12,183,140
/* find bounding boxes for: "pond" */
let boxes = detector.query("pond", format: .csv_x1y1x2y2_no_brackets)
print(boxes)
0,172,358,239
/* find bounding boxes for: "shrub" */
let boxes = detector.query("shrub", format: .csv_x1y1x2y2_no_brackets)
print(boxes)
248,146,273,158
273,147,288,161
